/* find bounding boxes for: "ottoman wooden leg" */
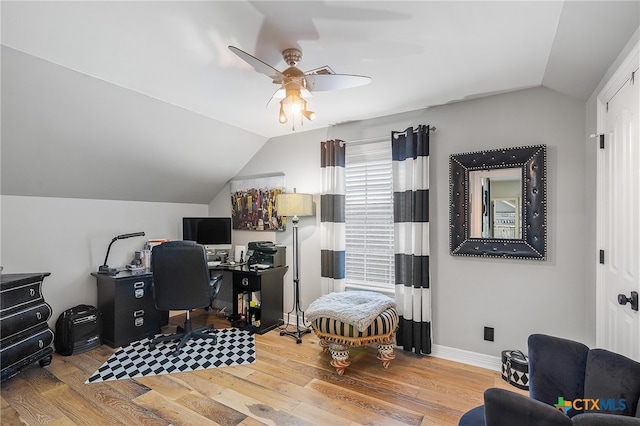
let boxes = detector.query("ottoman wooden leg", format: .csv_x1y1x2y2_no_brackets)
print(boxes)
328,343,351,375
377,337,396,369
318,338,330,354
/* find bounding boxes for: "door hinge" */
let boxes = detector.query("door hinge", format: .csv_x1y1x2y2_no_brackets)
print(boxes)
599,249,605,264
632,71,636,85
599,134,605,149
606,102,609,112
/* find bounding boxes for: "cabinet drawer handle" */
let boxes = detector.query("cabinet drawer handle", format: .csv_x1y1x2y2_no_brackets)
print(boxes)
242,278,249,286
36,311,42,320
30,288,36,297
134,317,144,327
133,281,145,289
38,339,44,348
133,310,145,317
134,289,145,298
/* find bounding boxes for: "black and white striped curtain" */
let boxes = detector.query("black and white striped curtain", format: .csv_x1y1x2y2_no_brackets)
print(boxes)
392,125,432,355
320,140,346,293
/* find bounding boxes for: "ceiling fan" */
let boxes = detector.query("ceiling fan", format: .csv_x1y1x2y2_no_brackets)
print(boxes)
229,46,372,127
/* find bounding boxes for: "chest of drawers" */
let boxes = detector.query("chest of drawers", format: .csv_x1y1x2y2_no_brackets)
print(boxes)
92,271,168,348
0,273,54,382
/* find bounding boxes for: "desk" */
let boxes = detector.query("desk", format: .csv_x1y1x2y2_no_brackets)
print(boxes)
93,265,288,346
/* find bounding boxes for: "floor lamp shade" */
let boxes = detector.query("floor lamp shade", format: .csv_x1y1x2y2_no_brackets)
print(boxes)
276,193,313,218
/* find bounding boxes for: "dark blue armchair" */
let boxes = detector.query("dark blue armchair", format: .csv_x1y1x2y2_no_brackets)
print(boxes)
459,334,640,426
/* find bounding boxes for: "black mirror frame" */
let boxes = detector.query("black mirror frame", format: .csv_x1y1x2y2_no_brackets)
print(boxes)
449,145,547,260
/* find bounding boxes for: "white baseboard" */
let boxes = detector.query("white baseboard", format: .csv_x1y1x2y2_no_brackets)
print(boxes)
288,310,501,372
284,313,310,328
431,344,502,372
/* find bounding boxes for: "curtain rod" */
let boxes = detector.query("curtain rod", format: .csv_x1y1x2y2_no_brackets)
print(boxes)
344,125,436,145
343,136,389,145
391,125,436,139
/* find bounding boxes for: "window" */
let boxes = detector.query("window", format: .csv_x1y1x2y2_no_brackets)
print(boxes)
344,140,395,294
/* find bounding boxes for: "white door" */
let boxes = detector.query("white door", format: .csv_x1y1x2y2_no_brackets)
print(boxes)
596,48,640,360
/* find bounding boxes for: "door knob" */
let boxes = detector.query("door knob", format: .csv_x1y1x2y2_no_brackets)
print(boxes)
618,291,639,311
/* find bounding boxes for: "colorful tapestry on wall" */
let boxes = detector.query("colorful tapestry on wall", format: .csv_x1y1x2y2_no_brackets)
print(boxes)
230,174,286,231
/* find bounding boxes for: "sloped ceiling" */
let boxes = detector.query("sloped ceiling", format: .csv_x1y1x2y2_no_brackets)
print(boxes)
1,1,638,204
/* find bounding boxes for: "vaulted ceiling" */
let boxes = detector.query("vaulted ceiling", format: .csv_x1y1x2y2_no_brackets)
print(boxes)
2,1,638,204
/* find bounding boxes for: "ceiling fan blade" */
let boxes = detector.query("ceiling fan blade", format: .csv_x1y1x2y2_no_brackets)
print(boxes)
228,46,286,83
304,74,372,92
267,88,283,108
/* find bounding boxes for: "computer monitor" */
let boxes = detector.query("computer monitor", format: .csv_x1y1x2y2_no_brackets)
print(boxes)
182,217,232,248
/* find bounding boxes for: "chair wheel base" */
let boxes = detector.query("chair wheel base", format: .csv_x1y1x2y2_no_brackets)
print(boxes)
149,324,215,356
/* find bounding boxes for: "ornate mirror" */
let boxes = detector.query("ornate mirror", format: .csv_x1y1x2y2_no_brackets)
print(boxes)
449,145,547,260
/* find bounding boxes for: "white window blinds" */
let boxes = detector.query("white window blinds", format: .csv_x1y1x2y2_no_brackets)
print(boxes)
345,140,395,293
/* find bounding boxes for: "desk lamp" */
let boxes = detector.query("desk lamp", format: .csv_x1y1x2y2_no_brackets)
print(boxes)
276,189,314,343
98,232,145,275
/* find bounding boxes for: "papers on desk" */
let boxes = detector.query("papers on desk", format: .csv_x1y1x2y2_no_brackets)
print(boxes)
207,261,221,267
251,264,272,270
218,262,246,267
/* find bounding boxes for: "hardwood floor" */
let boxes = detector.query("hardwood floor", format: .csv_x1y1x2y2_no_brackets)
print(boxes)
1,311,521,425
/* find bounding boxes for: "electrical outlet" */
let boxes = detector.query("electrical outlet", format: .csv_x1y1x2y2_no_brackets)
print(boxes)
484,326,494,342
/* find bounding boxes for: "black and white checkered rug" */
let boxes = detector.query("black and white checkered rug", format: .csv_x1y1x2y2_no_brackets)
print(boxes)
85,328,255,383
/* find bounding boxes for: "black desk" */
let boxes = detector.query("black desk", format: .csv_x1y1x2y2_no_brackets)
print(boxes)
93,265,288,347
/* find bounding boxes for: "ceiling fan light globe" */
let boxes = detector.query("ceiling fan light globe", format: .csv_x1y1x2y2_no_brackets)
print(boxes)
302,110,316,121
279,104,288,124
291,100,303,114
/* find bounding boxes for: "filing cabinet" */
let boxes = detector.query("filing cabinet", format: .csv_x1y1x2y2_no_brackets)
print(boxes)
0,273,54,382
93,272,168,348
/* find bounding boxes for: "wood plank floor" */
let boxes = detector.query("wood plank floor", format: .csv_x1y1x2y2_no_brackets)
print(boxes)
1,310,524,426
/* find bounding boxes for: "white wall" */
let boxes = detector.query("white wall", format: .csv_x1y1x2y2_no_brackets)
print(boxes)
425,87,586,356
1,195,207,328
208,128,329,314
221,86,588,358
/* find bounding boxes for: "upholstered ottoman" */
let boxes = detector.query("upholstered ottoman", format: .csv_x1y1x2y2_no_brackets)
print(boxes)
307,291,399,375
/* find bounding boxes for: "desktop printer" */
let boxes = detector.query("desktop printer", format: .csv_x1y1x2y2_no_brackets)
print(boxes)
247,241,286,268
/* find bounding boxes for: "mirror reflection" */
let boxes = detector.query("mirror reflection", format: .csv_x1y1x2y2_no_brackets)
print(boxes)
469,168,522,239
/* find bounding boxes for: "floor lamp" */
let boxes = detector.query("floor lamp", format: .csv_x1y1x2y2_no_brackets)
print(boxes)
276,189,314,343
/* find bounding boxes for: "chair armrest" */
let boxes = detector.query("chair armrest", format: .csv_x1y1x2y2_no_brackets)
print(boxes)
484,388,573,426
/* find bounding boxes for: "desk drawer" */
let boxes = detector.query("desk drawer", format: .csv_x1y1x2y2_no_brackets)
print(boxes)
111,308,164,347
233,273,260,291
116,276,152,300
113,277,156,311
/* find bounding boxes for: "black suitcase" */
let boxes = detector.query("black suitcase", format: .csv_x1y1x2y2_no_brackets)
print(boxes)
54,304,102,356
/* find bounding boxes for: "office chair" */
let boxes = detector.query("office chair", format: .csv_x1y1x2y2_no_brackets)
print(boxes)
150,240,217,356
